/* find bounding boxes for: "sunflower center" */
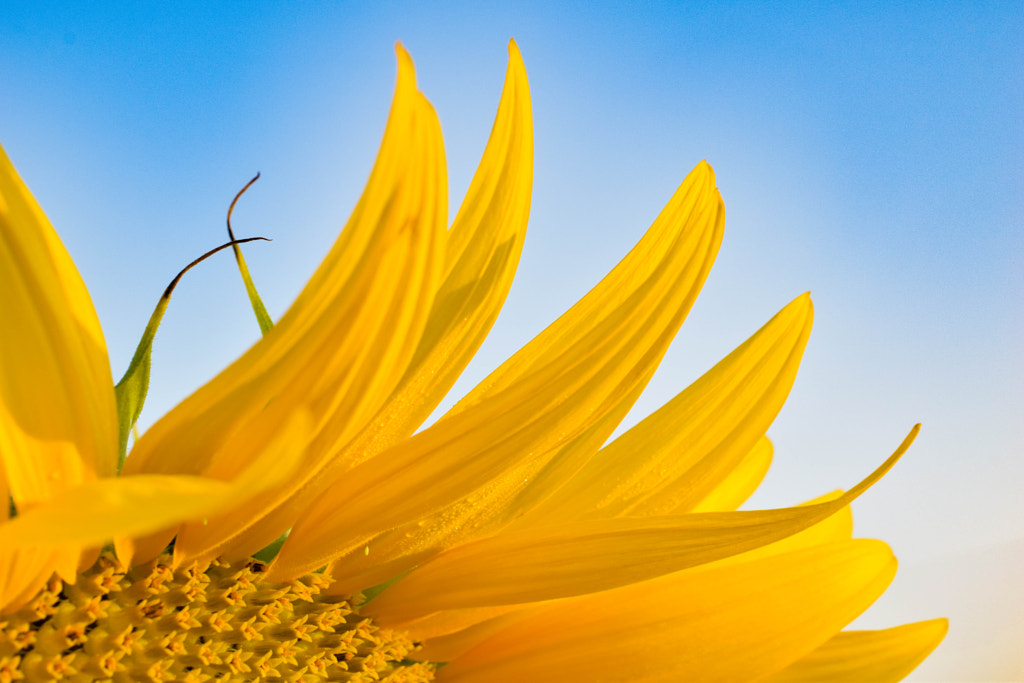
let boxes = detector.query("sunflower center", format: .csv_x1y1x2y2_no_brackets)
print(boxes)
0,554,435,682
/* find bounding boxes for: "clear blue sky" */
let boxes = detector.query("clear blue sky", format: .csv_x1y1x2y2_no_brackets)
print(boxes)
2,2,1021,679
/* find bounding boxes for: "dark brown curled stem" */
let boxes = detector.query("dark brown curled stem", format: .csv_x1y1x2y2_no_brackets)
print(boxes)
227,172,261,241
162,236,270,299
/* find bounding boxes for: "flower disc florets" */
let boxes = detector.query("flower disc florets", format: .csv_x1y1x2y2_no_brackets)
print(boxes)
0,554,435,682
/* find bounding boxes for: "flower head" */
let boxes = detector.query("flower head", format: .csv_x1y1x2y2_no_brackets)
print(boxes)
0,41,945,682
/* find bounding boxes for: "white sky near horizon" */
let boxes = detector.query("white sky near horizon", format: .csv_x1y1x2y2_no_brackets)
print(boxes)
2,2,1022,680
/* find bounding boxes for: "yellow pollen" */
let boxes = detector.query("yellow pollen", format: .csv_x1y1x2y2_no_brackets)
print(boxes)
0,554,435,682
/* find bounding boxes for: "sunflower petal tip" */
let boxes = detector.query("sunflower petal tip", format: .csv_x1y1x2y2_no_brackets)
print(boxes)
793,291,814,317
695,159,717,188
113,537,133,567
506,39,528,86
394,42,417,88
784,291,812,309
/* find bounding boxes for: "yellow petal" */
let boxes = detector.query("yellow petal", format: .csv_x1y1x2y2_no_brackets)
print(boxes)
398,38,533,427
414,607,538,662
398,604,528,642
689,435,773,512
525,292,812,524
0,144,118,503
367,432,912,623
406,488,851,661
762,619,949,683
121,44,447,565
211,39,533,563
0,411,309,550
271,159,724,584
438,539,897,683
0,464,64,608
0,547,60,614
709,489,853,568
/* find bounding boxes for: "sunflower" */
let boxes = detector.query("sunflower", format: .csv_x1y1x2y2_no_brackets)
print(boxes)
0,41,945,682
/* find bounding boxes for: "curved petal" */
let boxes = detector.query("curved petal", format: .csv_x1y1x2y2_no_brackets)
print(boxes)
395,39,533,431
1,411,309,550
400,604,529,643
392,485,860,660
122,44,448,565
710,489,853,567
312,286,803,591
271,159,724,584
0,547,60,614
437,539,898,683
525,291,812,524
367,433,912,622
0,466,56,613
689,435,773,512
0,144,118,502
213,39,534,562
414,607,539,663
762,619,948,683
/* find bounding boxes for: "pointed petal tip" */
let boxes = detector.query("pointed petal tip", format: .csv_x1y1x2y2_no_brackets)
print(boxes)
789,292,814,325
505,39,528,84
909,617,951,657
696,160,721,196
394,42,417,89
113,537,133,568
803,292,815,318
844,424,921,506
785,291,813,312
767,293,813,334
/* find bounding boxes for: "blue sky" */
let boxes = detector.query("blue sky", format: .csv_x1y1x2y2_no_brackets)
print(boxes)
2,2,1022,679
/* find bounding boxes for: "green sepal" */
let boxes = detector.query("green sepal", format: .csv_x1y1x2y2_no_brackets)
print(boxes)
113,237,270,471
227,173,274,336
114,293,168,471
252,531,290,563
361,571,408,604
230,244,274,335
